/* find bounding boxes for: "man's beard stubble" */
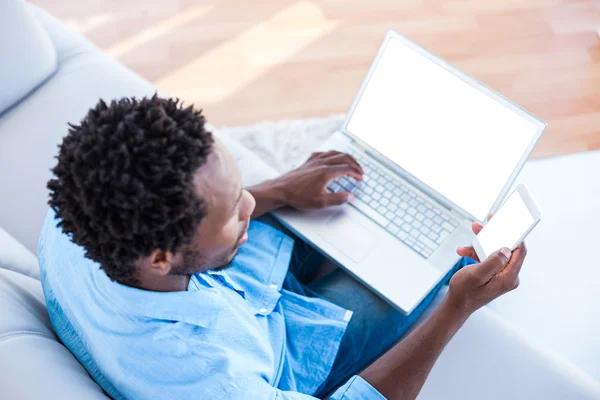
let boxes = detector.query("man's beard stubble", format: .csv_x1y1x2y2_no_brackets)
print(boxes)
173,222,249,276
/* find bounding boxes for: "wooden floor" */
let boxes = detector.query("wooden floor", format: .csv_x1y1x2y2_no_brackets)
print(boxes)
31,0,600,158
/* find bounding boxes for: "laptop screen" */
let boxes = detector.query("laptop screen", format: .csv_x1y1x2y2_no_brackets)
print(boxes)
346,36,541,222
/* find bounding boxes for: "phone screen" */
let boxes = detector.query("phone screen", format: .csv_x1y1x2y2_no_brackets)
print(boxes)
477,189,534,256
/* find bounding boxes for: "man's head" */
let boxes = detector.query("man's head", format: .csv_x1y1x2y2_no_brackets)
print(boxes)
48,95,255,288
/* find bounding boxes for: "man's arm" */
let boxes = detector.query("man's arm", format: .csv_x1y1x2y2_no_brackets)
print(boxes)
246,151,364,219
358,220,525,400
359,294,468,399
248,151,526,399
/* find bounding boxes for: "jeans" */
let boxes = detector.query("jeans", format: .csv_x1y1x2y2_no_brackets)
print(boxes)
259,214,475,397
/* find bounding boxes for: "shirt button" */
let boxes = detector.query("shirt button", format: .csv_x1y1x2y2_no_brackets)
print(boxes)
269,284,277,289
259,308,268,314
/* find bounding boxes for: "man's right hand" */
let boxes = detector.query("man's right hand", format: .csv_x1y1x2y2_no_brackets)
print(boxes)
448,215,527,316
360,214,528,400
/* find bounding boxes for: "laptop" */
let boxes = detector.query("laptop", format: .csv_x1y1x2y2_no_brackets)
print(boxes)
273,30,546,314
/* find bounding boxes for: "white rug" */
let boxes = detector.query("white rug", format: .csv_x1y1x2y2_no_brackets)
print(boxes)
218,114,346,173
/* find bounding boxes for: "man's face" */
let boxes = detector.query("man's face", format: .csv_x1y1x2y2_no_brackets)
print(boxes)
169,138,256,275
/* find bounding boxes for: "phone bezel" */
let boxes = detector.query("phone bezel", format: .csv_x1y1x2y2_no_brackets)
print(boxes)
472,184,542,261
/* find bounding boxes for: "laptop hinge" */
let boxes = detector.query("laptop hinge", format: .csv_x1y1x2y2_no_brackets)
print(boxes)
450,208,469,222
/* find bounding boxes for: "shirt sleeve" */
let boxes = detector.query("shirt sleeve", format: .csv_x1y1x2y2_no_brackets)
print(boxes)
232,375,386,400
327,376,386,400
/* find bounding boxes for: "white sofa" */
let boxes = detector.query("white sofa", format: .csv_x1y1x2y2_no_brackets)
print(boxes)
1,0,599,398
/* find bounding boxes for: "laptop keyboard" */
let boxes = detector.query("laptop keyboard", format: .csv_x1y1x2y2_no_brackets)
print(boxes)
327,147,460,259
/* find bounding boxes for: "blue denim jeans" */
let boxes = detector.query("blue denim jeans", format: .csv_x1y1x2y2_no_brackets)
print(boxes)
258,215,475,397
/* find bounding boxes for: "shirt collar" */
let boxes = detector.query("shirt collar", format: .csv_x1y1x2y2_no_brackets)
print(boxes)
91,267,222,328
205,269,246,299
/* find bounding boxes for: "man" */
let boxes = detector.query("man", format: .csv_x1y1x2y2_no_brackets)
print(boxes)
40,95,525,399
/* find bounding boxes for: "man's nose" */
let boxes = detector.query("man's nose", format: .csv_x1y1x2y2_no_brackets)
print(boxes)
242,190,256,220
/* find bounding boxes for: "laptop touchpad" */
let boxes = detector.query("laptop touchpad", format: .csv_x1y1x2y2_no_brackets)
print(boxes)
317,210,377,263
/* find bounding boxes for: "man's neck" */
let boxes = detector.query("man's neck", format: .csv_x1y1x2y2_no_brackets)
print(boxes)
135,273,191,292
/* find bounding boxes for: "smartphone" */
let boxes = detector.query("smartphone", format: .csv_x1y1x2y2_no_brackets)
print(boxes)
472,184,542,261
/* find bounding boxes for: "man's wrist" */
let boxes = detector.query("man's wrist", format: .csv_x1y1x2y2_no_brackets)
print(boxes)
247,179,289,217
439,294,472,326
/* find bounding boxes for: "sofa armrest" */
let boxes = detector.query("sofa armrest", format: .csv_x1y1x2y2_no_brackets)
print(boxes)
419,306,600,399
0,227,39,280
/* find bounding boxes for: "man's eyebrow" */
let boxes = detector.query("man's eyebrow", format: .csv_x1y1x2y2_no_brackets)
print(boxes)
232,188,243,212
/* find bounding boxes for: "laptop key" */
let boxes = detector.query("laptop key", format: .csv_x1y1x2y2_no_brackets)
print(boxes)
396,230,409,241
437,229,450,244
351,198,388,226
418,235,437,250
442,221,455,232
385,211,395,220
423,219,433,228
427,232,439,243
411,220,422,229
387,223,400,235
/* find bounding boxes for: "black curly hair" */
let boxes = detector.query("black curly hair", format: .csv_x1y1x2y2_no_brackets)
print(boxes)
47,94,214,286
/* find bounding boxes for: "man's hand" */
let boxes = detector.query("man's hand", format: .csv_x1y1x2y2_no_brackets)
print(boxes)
360,214,527,399
247,151,364,218
448,214,527,316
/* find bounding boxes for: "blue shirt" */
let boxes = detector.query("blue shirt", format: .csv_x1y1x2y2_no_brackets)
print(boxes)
39,212,385,400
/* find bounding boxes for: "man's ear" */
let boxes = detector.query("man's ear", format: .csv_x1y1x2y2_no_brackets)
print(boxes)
147,249,174,276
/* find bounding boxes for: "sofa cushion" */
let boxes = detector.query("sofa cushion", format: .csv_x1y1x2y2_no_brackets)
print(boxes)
0,268,107,399
0,0,57,114
0,227,40,279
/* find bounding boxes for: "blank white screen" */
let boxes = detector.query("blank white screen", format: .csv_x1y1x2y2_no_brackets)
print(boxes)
476,190,534,256
346,37,540,221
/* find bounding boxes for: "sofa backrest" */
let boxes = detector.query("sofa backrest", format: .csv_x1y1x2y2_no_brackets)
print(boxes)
0,0,57,115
